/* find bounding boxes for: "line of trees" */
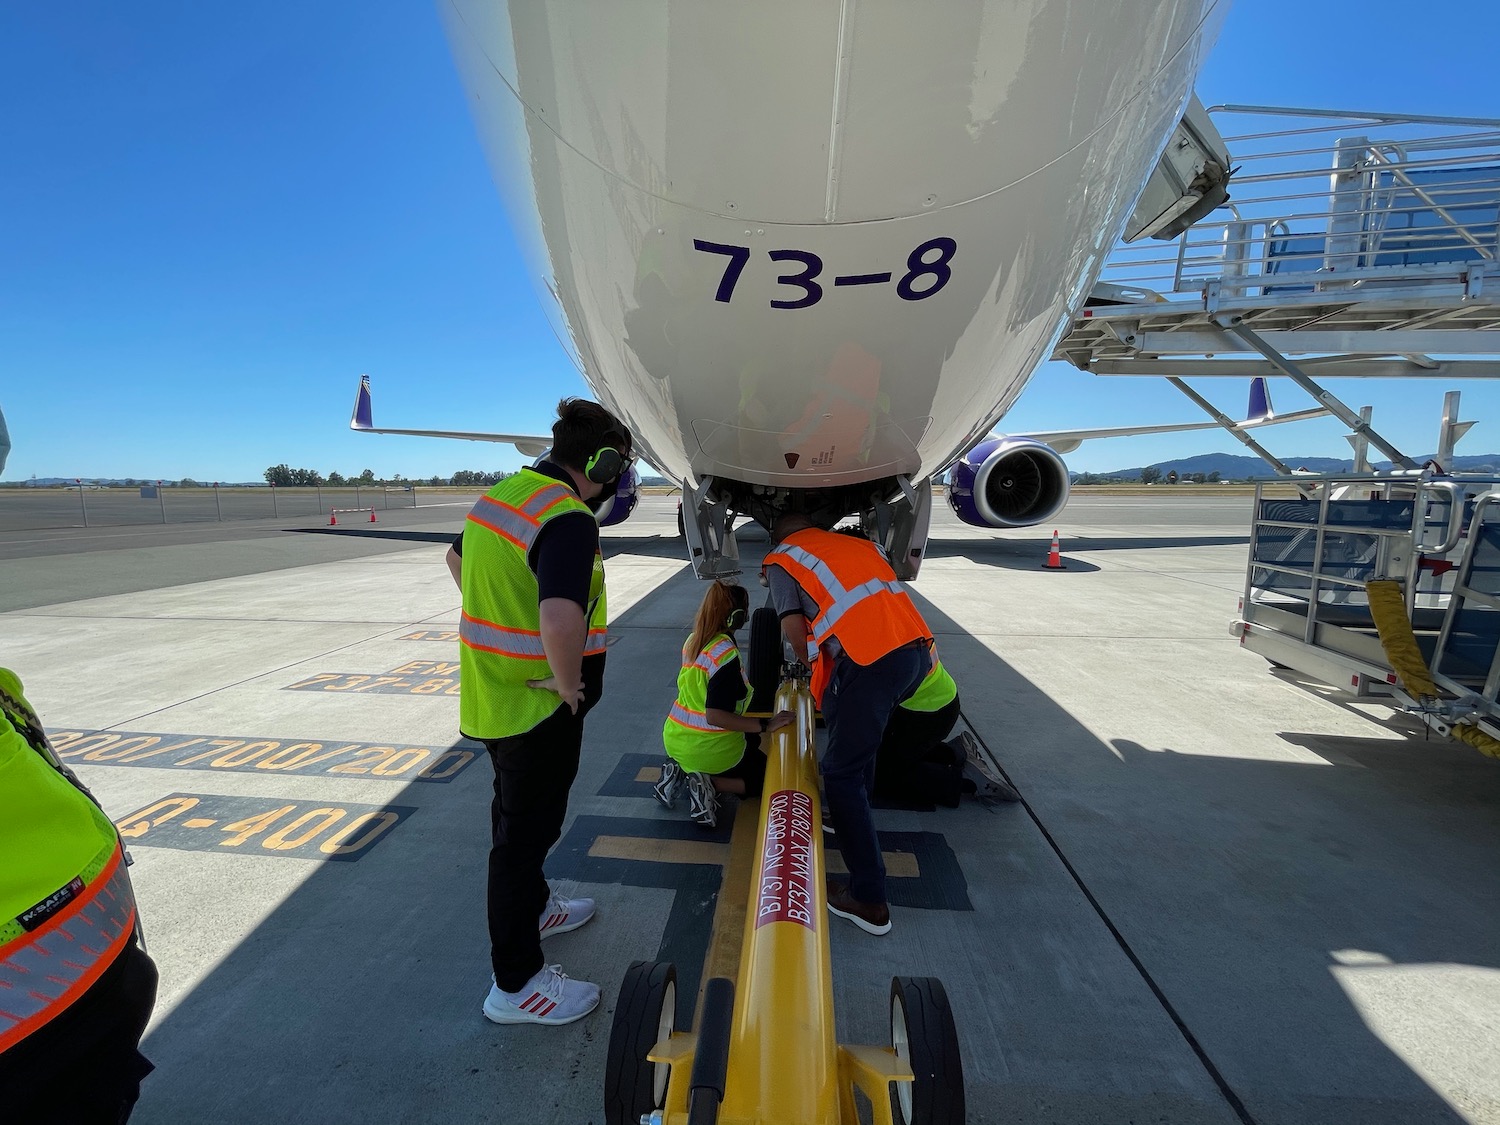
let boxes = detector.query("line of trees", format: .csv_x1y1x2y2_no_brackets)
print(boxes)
262,465,510,488
1140,468,1222,484
1071,469,1224,485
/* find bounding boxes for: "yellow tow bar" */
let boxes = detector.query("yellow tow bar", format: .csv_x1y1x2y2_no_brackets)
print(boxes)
605,667,965,1125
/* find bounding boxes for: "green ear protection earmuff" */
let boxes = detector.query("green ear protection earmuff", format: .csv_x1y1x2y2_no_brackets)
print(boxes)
725,607,747,631
584,445,624,484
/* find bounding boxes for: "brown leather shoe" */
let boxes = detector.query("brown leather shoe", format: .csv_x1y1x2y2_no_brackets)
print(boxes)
826,882,891,935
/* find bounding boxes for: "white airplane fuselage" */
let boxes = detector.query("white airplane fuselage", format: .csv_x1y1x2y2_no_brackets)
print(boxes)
440,0,1225,505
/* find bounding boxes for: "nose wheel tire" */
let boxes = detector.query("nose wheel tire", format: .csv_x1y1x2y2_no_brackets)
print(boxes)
605,960,677,1125
889,975,964,1125
747,606,783,714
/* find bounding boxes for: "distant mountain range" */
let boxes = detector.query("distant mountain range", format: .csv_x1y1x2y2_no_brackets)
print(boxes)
1080,453,1500,481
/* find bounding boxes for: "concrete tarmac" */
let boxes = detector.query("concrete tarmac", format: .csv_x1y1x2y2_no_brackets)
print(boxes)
3,494,1497,1124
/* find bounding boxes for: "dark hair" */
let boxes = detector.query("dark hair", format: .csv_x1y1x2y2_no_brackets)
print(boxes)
551,398,630,471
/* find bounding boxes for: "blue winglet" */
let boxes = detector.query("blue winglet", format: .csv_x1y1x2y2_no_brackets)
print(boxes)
352,375,374,430
1246,376,1273,422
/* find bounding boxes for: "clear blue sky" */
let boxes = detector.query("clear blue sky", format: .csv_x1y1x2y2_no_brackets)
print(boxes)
2,1,1496,483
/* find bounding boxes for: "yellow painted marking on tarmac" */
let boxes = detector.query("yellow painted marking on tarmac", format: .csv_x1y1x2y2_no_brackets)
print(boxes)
825,851,919,878
588,835,729,867
182,818,217,828
637,766,661,783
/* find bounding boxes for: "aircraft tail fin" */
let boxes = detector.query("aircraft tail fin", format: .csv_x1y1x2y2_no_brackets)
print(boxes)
1246,377,1273,422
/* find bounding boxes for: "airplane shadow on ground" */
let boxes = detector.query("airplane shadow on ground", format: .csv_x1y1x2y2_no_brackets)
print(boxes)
284,527,459,544
123,566,1493,1125
600,534,701,562
283,525,697,563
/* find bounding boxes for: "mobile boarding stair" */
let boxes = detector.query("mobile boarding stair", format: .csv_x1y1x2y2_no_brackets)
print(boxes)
1051,101,1500,757
1052,104,1500,464
1231,471,1500,759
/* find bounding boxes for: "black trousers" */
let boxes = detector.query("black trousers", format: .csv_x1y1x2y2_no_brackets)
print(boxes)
713,734,767,797
822,644,930,904
1,937,158,1124
483,699,591,992
873,696,965,809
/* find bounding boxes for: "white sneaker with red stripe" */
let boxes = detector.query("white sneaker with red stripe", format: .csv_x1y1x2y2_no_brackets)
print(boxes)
483,965,600,1025
539,887,595,938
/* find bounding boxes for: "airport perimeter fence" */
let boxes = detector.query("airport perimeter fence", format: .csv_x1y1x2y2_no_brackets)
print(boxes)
0,485,422,532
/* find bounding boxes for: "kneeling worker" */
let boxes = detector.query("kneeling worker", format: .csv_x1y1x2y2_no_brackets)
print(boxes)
655,580,795,827
873,643,1021,808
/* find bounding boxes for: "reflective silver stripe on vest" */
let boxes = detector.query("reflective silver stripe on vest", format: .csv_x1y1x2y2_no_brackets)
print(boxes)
461,617,607,659
518,483,573,517
699,637,736,672
0,849,134,1045
467,483,576,550
467,495,542,549
667,702,717,731
459,614,548,658
772,545,908,645
815,576,907,644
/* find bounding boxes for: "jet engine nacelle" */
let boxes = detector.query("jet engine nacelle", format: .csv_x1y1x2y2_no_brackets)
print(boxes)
593,465,639,527
945,438,1071,529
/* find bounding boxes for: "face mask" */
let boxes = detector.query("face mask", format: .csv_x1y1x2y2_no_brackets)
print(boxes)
586,474,620,512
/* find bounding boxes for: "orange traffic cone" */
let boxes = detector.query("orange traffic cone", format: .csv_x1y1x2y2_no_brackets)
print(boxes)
329,511,337,526
1043,530,1066,570
369,509,377,523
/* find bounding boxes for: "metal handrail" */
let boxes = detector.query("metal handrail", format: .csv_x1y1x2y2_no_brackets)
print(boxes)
1246,477,1486,610
1099,105,1500,296
1429,489,1500,702
1415,481,1469,554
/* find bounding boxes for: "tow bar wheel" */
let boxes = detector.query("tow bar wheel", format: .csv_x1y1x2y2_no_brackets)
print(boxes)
889,976,965,1125
605,960,677,1125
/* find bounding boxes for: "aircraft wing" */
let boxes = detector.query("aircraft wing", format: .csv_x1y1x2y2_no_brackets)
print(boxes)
349,376,553,457
1008,378,1330,454
1012,409,1329,454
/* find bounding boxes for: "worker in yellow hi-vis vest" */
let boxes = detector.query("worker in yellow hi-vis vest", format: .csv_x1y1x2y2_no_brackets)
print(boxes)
655,580,796,828
0,667,159,1122
459,398,633,1028
0,408,159,1121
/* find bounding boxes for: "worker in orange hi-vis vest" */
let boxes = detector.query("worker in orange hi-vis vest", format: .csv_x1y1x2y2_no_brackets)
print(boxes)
761,513,934,937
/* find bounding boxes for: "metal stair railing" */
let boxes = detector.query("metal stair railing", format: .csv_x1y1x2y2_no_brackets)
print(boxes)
1244,476,1472,644
1429,491,1500,715
1098,107,1500,300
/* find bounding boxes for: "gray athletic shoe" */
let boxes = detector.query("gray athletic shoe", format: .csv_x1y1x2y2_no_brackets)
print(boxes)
686,771,720,828
653,759,686,808
958,731,1021,802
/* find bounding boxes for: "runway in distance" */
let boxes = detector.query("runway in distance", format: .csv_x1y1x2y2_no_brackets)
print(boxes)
355,0,1325,576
